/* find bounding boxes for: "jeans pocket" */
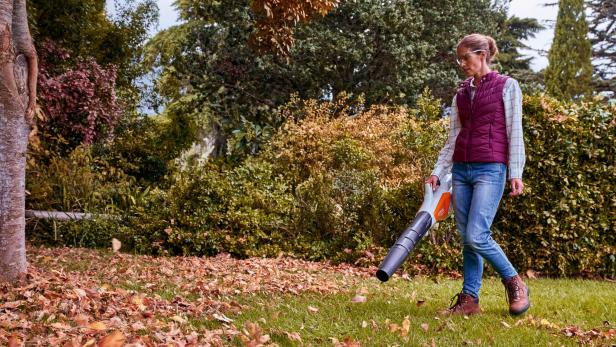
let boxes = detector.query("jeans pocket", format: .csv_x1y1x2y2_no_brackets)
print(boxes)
474,163,506,184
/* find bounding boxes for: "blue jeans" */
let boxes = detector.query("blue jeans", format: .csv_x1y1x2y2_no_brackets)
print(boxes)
452,162,518,298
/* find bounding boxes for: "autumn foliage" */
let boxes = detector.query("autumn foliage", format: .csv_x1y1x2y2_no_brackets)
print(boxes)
37,40,122,148
249,0,339,55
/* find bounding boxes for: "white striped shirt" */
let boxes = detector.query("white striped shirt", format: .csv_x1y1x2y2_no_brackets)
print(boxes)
431,78,526,180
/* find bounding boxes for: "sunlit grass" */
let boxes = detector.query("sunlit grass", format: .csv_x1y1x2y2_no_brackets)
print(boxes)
234,276,616,346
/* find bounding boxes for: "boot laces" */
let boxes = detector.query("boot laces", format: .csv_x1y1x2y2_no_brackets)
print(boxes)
504,278,521,303
448,292,471,310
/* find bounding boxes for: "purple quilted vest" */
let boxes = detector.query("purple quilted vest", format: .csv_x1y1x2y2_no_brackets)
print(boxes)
453,71,509,164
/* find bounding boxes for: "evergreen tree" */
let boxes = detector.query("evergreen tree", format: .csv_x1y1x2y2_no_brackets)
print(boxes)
545,0,593,99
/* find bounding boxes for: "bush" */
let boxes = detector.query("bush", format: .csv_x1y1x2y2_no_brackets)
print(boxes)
122,159,296,258
26,145,143,247
495,95,616,277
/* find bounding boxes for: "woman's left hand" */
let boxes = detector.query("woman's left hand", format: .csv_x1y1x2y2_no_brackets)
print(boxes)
509,178,524,197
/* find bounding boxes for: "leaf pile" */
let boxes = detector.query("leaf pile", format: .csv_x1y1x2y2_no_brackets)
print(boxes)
0,247,373,346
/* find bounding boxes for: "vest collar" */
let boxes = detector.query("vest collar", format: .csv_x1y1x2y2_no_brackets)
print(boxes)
460,71,500,89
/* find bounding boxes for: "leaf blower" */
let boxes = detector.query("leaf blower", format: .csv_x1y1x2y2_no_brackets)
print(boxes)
376,174,453,282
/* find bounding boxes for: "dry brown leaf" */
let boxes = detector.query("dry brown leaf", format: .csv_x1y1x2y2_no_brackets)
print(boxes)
501,321,511,328
369,319,379,331
111,238,121,252
420,323,429,332
416,299,426,307
525,269,537,279
7,334,22,347
88,321,108,331
388,323,399,333
307,306,319,313
74,314,89,327
285,331,302,342
401,318,410,336
50,322,71,330
213,313,234,323
334,336,361,347
171,315,187,324
98,330,125,347
351,295,367,303
73,288,87,298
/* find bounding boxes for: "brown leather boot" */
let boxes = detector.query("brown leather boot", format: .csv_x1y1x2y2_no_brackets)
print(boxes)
440,293,481,316
502,274,530,315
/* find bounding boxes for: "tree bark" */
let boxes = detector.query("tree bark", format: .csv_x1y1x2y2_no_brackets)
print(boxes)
0,0,37,283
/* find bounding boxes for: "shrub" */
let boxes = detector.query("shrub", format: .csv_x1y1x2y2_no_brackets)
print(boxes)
122,159,296,258
495,95,616,277
26,146,142,247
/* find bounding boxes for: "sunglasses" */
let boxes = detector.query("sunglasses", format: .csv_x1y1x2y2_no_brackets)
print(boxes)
456,49,485,65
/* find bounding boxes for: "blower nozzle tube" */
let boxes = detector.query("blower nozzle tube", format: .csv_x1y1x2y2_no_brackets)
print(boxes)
375,211,433,282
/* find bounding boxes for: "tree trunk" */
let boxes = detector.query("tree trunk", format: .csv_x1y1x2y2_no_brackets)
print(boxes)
0,0,37,283
0,56,28,282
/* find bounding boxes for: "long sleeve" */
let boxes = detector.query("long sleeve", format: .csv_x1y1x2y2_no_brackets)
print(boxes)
431,96,460,180
503,79,526,180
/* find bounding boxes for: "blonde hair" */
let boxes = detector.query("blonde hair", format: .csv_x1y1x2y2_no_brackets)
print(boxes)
457,34,499,64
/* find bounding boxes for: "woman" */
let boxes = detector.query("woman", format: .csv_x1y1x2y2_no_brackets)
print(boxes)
426,34,529,316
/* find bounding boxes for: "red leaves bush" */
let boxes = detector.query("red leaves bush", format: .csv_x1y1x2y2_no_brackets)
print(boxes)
38,40,121,147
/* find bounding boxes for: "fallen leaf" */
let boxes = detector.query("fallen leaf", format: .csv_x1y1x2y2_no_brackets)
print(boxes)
501,321,511,328
420,323,429,332
74,314,89,327
401,318,410,336
50,322,71,330
334,336,361,347
307,306,319,313
73,288,87,298
388,323,399,333
416,299,426,307
111,238,121,252
285,331,302,342
525,269,537,279
351,295,367,303
98,330,125,347
171,315,187,324
88,321,108,331
361,321,368,328
213,313,234,323
7,334,22,347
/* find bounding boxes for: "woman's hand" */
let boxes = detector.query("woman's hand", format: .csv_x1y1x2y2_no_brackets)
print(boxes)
509,178,524,197
425,175,440,191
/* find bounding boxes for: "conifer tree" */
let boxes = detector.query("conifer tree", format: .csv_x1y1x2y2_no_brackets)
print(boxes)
545,0,593,99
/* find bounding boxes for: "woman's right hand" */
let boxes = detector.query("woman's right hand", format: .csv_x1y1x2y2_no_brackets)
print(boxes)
425,175,440,191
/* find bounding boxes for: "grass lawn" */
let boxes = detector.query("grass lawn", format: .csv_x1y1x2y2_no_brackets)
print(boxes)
1,247,614,346
235,277,616,346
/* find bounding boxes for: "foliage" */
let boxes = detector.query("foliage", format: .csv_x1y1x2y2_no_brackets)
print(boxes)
545,0,593,99
122,159,296,258
37,41,121,149
495,95,616,277
26,146,147,247
145,0,539,159
586,0,615,92
28,0,159,89
249,0,339,56
492,14,544,81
